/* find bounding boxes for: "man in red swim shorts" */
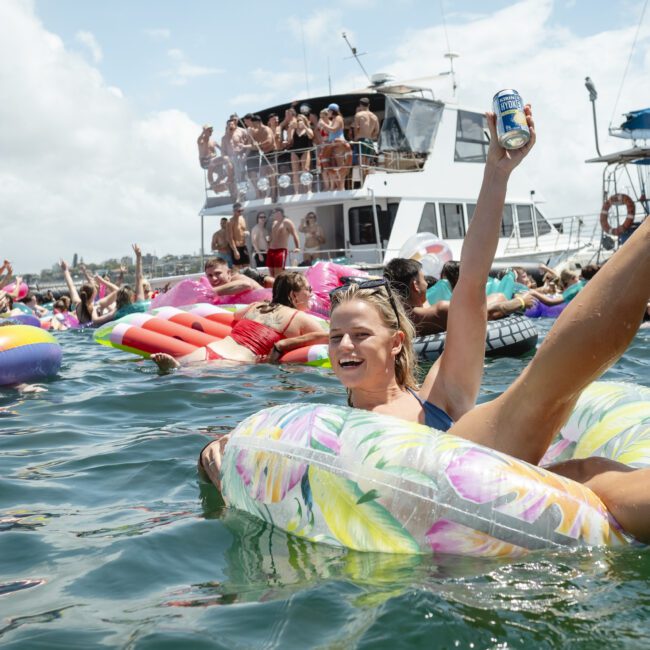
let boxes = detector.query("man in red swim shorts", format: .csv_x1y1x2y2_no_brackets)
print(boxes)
267,207,300,277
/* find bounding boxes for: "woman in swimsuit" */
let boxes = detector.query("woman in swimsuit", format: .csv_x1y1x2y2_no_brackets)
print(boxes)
152,272,328,369
288,115,314,195
200,105,650,542
318,104,350,190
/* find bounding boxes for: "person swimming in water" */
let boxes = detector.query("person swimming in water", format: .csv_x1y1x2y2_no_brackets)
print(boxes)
200,105,650,543
152,271,328,369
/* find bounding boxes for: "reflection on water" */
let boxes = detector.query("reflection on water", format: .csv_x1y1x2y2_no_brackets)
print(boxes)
0,323,648,648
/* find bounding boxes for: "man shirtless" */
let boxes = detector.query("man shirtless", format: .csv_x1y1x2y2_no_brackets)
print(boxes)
197,124,230,191
227,202,250,270
211,217,233,267
204,257,261,296
353,98,380,178
221,118,250,194
248,115,276,198
267,207,301,277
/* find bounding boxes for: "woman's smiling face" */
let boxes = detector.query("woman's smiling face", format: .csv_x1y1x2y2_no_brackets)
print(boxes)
328,299,402,390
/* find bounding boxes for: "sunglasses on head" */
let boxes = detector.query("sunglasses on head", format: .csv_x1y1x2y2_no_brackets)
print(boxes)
329,278,401,328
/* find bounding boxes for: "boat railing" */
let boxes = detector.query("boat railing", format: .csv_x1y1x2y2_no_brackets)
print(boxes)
503,213,602,255
204,142,427,201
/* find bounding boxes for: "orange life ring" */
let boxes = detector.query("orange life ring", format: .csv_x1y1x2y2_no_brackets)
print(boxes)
600,193,635,235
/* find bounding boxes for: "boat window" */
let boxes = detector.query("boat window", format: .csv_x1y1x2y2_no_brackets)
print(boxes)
516,205,535,237
379,96,443,153
502,205,514,237
466,203,476,224
455,111,489,163
417,203,438,235
440,203,465,239
535,207,552,235
348,205,397,245
469,202,514,237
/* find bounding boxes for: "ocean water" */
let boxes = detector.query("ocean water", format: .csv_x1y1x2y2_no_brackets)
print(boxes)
1,321,649,650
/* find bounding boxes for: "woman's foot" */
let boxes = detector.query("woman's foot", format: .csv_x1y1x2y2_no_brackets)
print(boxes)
151,352,181,370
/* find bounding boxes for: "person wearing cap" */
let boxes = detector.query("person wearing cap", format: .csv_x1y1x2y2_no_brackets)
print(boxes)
318,104,351,190
353,97,380,180
319,104,345,143
197,124,231,192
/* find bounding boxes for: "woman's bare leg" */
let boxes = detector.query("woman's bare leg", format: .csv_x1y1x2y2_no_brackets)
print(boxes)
291,153,300,193
451,217,650,464
549,457,650,543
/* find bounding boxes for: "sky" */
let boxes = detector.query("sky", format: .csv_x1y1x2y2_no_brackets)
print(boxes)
1,0,648,273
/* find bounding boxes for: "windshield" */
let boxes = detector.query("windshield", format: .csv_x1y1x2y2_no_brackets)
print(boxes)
378,96,443,153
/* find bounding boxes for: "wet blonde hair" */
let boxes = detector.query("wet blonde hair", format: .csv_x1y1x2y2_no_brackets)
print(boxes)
329,283,419,393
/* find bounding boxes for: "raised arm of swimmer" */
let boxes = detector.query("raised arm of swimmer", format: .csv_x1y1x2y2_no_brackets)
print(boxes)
59,259,81,305
421,106,536,420
133,244,145,302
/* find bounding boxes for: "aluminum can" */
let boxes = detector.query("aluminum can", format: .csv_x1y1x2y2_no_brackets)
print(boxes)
493,89,530,149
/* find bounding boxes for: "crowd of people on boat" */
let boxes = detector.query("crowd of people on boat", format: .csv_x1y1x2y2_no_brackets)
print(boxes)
197,98,380,199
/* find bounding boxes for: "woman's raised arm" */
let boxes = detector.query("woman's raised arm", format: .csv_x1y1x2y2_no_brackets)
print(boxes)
421,106,536,421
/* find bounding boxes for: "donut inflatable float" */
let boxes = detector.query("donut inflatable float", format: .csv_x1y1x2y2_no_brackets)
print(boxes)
0,325,62,386
414,315,538,361
218,381,648,557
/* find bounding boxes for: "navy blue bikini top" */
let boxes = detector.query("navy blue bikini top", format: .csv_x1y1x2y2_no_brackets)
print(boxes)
407,388,453,432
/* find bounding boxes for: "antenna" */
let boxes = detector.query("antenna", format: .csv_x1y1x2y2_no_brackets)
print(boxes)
341,32,371,83
327,56,332,95
444,52,459,97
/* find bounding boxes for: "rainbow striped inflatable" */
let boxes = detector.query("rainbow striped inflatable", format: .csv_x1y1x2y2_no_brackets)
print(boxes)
94,304,331,367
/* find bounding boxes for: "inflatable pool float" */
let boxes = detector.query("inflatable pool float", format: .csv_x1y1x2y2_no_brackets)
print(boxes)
217,381,648,557
0,313,41,328
414,315,538,361
94,304,331,366
0,325,62,386
525,301,567,319
2,281,28,300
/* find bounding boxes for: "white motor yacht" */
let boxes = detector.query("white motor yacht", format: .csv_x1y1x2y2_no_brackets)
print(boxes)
199,78,597,270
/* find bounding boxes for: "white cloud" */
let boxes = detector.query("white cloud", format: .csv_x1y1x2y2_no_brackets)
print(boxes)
75,29,103,63
0,0,203,273
288,10,342,43
162,48,223,86
144,27,171,40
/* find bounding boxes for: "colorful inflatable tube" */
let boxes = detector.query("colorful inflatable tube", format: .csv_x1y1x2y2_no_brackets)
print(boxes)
1,313,41,328
414,315,538,361
0,325,62,386
525,301,568,319
94,304,330,366
218,381,649,557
